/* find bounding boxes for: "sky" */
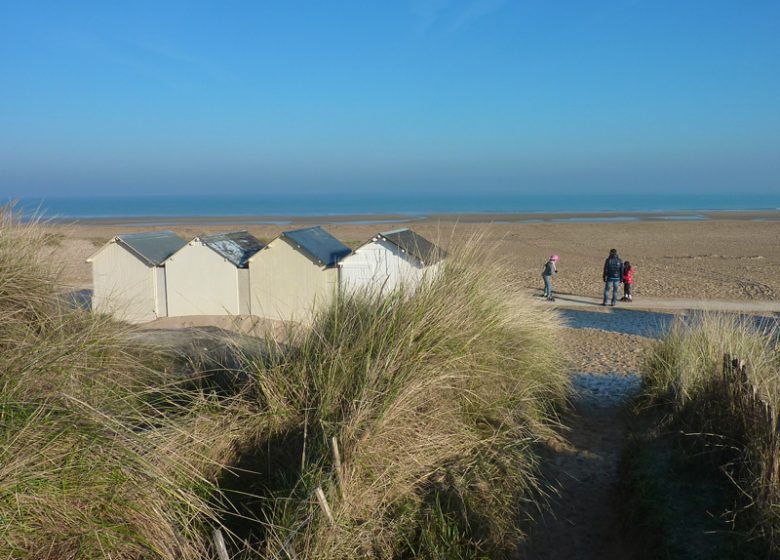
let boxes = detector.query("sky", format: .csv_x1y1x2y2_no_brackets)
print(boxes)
1,0,779,199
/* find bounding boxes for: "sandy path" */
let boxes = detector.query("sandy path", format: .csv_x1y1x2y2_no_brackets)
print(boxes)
518,373,641,560
519,321,652,559
561,328,653,373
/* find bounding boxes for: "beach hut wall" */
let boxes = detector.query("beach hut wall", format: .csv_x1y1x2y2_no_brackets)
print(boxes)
338,228,446,296
86,230,186,323
248,226,350,323
165,231,262,317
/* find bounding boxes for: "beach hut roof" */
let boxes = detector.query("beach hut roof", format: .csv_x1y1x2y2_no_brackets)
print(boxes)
279,226,351,267
375,228,447,265
87,230,186,266
199,231,263,267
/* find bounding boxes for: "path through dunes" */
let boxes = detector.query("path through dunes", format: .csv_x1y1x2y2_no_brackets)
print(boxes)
519,304,779,559
515,311,651,559
517,373,641,560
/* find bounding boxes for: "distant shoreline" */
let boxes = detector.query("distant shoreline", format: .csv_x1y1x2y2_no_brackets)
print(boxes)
39,209,780,227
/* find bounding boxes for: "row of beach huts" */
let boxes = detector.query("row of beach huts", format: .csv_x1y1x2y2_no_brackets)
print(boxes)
87,226,446,324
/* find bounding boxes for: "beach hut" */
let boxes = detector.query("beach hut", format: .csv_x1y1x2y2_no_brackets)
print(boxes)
339,228,447,296
249,226,351,322
165,231,263,316
86,230,186,323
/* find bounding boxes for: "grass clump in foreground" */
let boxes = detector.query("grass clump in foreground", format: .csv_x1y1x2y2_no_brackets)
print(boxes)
0,211,252,559
0,212,569,559
626,313,780,558
233,243,570,559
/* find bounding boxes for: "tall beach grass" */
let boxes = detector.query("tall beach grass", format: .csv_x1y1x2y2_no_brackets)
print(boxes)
231,240,570,558
641,312,780,549
0,211,251,559
0,212,569,559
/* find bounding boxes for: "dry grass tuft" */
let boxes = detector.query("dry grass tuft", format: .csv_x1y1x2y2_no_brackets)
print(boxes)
233,234,570,559
0,210,248,559
642,313,780,548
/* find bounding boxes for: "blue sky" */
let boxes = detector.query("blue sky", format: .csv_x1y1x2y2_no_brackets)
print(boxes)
1,0,779,198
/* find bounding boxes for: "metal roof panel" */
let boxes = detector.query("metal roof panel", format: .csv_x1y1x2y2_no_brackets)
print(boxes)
377,228,447,265
200,231,263,267
115,230,187,266
281,226,351,267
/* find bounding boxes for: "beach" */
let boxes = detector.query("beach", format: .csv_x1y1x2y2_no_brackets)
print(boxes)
44,211,780,303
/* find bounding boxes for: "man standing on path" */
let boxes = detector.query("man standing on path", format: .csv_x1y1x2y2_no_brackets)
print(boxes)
603,249,623,306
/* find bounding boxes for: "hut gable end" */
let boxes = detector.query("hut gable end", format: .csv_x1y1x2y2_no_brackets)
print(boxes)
87,231,186,267
164,237,247,316
338,228,445,297
248,227,344,323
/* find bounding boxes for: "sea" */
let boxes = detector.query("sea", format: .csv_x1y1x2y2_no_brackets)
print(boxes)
11,192,780,222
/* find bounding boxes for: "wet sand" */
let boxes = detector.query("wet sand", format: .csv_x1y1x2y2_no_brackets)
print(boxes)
44,209,780,227
43,213,780,302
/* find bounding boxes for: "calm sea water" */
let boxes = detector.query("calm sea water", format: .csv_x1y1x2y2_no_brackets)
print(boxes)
13,192,780,219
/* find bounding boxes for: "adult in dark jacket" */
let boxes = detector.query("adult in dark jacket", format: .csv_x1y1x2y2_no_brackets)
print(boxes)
603,249,623,306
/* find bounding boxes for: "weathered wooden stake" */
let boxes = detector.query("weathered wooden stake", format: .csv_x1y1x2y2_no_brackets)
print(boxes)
331,436,345,494
723,353,731,384
301,407,309,474
213,528,230,560
283,543,299,560
315,486,335,526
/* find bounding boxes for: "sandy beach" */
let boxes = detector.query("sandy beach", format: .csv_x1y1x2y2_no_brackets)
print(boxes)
44,212,780,303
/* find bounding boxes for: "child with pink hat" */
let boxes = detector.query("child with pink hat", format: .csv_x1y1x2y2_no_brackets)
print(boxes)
542,254,559,301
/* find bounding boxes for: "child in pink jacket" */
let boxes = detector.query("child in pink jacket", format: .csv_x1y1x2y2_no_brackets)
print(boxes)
621,261,634,302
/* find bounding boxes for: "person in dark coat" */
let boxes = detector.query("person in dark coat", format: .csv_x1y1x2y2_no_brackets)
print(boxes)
603,249,623,306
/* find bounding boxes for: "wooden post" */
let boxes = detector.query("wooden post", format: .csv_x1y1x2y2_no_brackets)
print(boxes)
731,358,742,404
723,353,731,384
769,404,779,487
315,486,335,526
301,407,309,474
331,436,345,495
213,528,230,560
283,543,299,560
738,360,748,390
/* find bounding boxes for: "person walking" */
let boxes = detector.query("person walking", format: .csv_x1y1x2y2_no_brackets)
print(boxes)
621,261,634,302
542,254,559,301
602,249,623,306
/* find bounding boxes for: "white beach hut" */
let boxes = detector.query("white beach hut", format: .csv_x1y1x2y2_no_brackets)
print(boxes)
339,228,447,296
249,226,351,323
86,230,186,323
165,231,263,317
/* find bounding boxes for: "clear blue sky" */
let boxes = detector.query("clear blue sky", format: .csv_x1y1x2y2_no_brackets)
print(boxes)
1,0,779,198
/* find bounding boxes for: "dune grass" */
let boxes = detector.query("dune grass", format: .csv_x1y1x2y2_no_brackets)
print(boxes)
639,313,780,553
229,244,570,559
0,211,247,559
0,212,569,559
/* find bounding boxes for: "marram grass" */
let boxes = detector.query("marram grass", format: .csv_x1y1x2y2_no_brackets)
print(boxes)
234,239,570,559
0,213,569,559
641,312,780,549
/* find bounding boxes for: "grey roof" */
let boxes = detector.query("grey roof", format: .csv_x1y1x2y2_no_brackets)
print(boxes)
377,228,447,265
200,231,263,267
281,226,351,267
115,230,187,266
